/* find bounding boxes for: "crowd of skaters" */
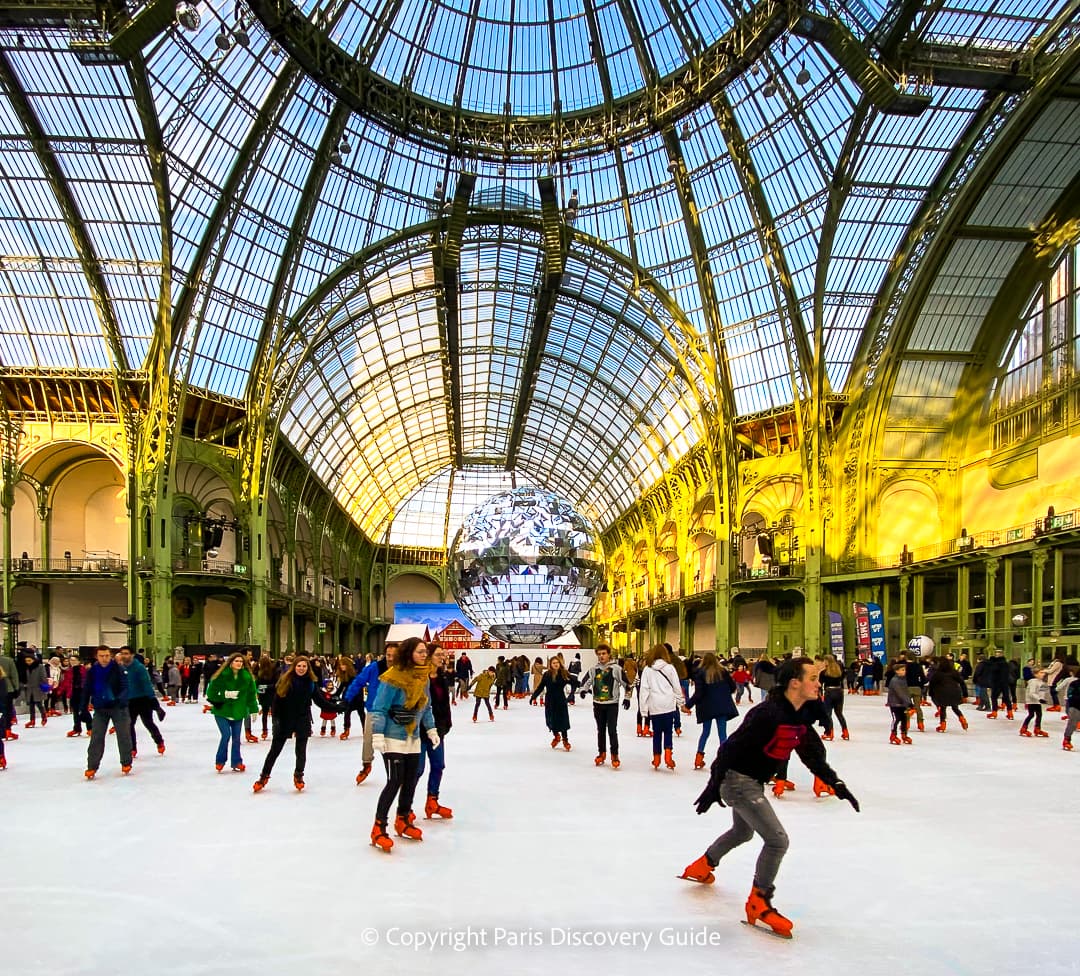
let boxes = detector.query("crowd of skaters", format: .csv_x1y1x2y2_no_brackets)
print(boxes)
3,635,1078,938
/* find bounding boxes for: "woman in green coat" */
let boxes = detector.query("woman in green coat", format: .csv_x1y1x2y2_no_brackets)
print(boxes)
206,653,259,772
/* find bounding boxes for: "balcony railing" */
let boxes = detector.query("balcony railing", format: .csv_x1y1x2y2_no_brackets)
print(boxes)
10,556,127,573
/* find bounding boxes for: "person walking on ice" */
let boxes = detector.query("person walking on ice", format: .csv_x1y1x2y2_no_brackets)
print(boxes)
679,656,860,939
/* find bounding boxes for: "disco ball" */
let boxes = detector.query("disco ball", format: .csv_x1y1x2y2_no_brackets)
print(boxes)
448,487,604,644
907,635,935,658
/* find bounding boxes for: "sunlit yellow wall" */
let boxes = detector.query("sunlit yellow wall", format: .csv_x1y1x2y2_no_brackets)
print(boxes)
961,435,1080,532
877,481,942,557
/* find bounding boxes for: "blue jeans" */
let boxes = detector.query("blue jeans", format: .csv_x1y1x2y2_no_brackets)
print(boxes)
696,717,729,753
416,736,446,797
214,715,242,767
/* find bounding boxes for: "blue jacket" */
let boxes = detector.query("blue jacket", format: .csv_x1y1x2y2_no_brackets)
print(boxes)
83,662,129,710
345,659,385,704
369,678,434,747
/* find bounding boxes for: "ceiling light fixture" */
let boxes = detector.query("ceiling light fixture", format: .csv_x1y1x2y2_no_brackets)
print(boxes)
214,27,234,51
175,1,200,31
233,18,250,47
795,61,811,86
564,188,579,225
680,122,691,140
762,77,778,97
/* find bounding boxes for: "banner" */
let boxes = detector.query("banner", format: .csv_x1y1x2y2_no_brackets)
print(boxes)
853,603,871,656
827,611,845,660
866,602,887,662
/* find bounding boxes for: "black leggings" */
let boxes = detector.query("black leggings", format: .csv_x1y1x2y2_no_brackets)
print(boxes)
1022,704,1043,729
890,706,910,735
473,696,493,719
495,686,509,708
594,704,619,756
376,752,421,823
260,724,310,778
822,689,847,733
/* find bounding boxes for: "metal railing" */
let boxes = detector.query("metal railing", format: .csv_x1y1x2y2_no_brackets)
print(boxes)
10,556,127,573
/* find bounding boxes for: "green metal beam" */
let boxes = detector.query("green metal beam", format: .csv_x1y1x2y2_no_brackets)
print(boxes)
436,172,476,468
245,0,798,159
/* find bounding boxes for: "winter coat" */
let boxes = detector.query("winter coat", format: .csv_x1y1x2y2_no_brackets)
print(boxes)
1066,676,1080,711
494,661,510,688
23,661,48,704
531,670,571,734
270,675,334,734
166,665,181,687
206,667,259,721
686,671,738,723
985,655,1011,691
369,676,434,754
903,660,926,690
1025,678,1050,706
0,654,18,694
957,658,973,680
123,658,157,700
454,657,474,683
1046,659,1066,688
638,660,684,718
428,669,453,737
530,661,544,691
928,665,963,708
58,667,74,698
469,671,495,698
886,674,910,708
752,659,776,691
82,661,129,710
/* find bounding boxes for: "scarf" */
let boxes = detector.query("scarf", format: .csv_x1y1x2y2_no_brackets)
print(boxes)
380,666,430,734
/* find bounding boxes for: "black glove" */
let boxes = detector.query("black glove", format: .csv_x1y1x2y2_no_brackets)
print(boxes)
622,699,631,710
833,780,860,812
693,762,726,815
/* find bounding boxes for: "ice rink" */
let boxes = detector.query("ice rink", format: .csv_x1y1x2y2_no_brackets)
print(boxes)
6,690,1079,975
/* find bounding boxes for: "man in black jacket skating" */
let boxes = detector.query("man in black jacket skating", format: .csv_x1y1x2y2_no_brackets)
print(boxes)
679,656,860,938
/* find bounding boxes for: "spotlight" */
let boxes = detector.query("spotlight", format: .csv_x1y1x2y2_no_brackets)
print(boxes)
233,19,250,47
795,61,811,86
564,188,579,225
338,136,351,155
762,78,777,97
680,122,691,140
329,150,343,166
214,27,234,51
175,1,200,31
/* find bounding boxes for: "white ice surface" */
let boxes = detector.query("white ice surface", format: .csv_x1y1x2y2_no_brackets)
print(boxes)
5,693,1080,976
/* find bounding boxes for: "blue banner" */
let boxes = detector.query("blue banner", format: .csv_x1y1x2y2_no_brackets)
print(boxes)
866,602,886,662
828,610,845,660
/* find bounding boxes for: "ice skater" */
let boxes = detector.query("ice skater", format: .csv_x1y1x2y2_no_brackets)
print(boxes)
1019,668,1050,738
819,656,848,741
638,644,684,769
684,652,737,770
469,667,496,721
118,647,166,758
206,652,259,772
252,655,336,792
82,646,133,779
680,657,859,939
928,657,968,732
368,637,437,852
418,644,453,819
530,656,572,751
887,661,913,745
577,642,628,768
